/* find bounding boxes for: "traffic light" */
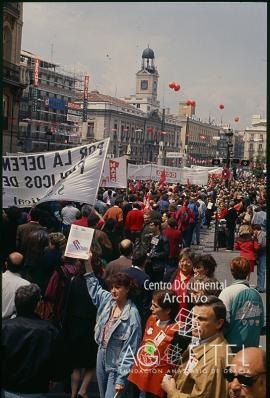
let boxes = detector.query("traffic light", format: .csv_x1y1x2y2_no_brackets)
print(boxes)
212,159,220,166
241,160,250,167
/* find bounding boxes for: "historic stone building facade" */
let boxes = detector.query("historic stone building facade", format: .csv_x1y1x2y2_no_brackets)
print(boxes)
179,116,220,166
243,114,267,167
18,50,83,152
3,2,29,154
84,91,181,165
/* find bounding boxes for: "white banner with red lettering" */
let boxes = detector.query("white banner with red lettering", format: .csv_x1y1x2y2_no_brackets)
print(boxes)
128,163,182,183
100,156,127,188
128,164,214,185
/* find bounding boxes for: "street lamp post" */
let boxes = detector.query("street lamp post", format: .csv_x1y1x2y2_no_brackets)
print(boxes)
158,108,166,166
225,128,234,187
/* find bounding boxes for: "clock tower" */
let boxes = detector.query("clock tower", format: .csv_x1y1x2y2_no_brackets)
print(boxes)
136,47,159,105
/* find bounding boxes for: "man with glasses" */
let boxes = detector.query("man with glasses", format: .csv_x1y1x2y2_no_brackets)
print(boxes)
161,296,228,398
225,347,266,398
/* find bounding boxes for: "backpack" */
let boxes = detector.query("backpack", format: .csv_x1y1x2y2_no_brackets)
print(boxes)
176,207,194,232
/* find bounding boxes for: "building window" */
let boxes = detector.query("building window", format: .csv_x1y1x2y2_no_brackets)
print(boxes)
136,104,140,108
141,80,148,90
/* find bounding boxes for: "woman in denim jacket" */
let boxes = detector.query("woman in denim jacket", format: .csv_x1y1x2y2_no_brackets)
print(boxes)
84,254,141,398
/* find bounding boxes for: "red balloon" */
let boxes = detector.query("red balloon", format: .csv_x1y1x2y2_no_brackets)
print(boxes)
186,100,191,106
169,82,176,89
219,104,224,110
174,83,180,91
234,117,240,122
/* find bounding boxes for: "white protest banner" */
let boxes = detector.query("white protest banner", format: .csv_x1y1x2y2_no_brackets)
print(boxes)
128,163,153,181
3,138,110,208
207,167,223,175
100,156,127,188
191,165,223,174
128,163,182,183
180,168,208,185
65,225,94,260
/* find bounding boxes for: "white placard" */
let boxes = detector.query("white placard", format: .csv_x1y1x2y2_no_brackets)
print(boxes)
65,225,94,259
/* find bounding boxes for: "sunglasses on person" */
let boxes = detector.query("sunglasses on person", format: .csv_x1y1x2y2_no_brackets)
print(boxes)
223,367,265,387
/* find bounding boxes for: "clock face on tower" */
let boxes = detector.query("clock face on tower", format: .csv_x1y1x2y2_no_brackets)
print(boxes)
141,80,148,90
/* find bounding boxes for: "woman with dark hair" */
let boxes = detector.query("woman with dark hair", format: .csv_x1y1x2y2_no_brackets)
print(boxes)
127,289,191,398
164,248,195,312
192,254,217,278
84,255,141,398
23,229,49,284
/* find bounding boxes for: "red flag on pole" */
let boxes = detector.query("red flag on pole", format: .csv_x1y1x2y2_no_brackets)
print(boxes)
160,169,166,189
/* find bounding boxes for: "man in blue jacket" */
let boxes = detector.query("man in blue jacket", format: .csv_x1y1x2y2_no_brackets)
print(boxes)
219,256,264,353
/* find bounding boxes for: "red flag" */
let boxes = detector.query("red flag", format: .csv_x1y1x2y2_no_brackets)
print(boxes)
129,181,135,191
143,192,151,210
159,169,166,189
135,180,142,190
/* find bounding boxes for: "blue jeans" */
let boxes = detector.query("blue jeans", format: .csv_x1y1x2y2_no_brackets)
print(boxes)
96,346,118,398
257,253,266,291
183,223,195,248
1,391,45,398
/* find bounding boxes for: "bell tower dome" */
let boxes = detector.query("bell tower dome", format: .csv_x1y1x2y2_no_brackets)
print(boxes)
136,46,159,105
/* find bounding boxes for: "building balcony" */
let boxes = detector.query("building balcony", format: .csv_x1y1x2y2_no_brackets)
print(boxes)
3,60,29,89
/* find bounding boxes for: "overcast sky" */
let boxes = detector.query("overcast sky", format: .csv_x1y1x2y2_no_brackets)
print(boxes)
22,2,267,130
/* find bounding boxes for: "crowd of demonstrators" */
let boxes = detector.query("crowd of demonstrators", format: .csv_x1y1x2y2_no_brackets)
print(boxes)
1,173,267,397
